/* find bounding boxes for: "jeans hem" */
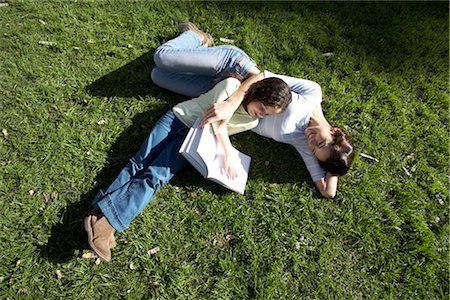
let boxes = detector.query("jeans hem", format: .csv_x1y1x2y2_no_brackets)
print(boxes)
97,194,127,232
234,56,257,80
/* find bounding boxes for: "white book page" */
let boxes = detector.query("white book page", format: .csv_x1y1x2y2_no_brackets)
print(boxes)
181,118,251,194
206,152,250,194
179,121,207,177
196,123,219,162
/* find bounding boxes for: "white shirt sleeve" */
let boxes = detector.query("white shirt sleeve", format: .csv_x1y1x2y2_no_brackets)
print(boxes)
252,70,326,182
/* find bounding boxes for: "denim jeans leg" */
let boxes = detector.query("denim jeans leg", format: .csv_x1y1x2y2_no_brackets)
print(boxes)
93,111,177,205
152,32,257,96
151,67,214,97
93,112,188,231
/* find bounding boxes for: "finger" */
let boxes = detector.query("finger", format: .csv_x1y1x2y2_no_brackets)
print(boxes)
200,115,218,127
225,165,231,179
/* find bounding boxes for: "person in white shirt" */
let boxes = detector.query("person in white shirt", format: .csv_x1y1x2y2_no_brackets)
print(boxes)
151,22,354,198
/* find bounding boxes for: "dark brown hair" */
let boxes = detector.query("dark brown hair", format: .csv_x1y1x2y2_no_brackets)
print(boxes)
242,78,291,113
318,127,355,176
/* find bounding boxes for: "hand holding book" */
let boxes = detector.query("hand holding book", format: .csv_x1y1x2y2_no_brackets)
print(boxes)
222,146,240,180
179,118,251,194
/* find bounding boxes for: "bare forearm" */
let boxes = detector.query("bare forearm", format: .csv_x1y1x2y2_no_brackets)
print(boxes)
315,173,338,198
228,68,263,107
215,130,238,179
200,68,263,127
215,131,233,156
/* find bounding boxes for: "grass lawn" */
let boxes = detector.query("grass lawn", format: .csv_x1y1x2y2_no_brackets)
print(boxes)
0,1,448,299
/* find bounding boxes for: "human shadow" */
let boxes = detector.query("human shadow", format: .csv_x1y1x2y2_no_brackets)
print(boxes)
38,107,169,262
40,44,311,263
85,50,156,98
40,49,177,262
39,110,308,264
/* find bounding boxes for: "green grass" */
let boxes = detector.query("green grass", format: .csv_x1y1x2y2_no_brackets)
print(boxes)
0,1,448,299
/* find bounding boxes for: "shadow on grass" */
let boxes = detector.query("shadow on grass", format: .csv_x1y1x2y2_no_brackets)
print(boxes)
210,1,447,73
39,46,313,264
39,50,175,263
85,50,157,98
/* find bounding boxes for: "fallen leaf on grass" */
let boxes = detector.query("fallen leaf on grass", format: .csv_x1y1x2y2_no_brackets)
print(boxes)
360,153,379,162
82,252,97,259
43,192,51,203
213,232,236,247
1,128,8,138
295,235,305,250
225,232,235,243
39,41,55,46
402,167,411,177
95,258,101,265
148,247,160,255
219,37,235,44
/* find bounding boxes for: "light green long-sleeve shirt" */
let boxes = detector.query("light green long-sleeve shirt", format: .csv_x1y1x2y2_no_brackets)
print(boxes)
172,78,258,135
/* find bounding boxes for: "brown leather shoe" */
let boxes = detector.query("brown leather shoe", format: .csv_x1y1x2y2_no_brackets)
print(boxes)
109,234,117,248
84,212,116,262
179,21,214,47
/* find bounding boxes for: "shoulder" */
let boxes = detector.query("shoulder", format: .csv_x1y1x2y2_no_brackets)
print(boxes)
213,77,241,94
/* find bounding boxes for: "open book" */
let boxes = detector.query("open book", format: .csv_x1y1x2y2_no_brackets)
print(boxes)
179,118,251,194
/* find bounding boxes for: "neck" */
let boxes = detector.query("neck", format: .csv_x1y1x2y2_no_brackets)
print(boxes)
309,105,331,128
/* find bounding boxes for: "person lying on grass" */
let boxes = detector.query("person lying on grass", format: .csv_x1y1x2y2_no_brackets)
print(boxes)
151,22,355,199
84,76,292,262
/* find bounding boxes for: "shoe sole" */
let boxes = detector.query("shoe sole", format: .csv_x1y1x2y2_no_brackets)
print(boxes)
84,215,110,262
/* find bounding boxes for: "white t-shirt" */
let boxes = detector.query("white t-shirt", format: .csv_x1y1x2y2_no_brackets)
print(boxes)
252,70,326,182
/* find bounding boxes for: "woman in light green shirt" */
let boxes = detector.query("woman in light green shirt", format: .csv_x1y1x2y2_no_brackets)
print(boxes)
84,77,291,262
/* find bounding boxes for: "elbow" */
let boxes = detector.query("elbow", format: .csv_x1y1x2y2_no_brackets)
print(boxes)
320,190,336,199
309,81,322,96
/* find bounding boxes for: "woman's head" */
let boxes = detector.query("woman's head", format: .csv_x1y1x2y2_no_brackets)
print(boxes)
306,126,354,176
242,78,291,118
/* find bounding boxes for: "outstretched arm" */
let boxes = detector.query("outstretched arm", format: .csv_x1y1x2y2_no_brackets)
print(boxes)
314,173,338,198
200,67,263,129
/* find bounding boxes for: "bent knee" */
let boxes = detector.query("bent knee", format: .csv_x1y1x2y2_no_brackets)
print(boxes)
150,67,162,85
153,48,164,68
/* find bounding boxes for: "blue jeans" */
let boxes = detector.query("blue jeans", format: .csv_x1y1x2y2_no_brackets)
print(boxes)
92,111,189,232
152,31,257,97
